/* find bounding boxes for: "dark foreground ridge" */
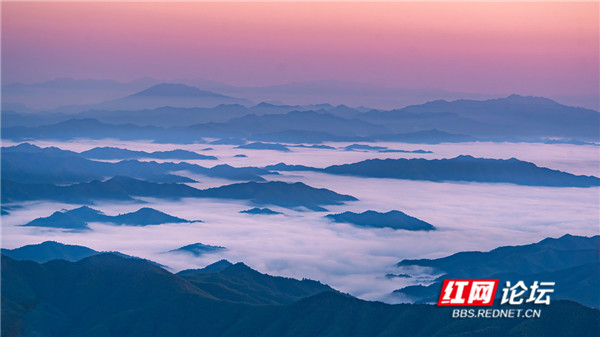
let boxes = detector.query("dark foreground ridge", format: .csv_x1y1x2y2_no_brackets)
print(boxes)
394,234,600,308
177,260,335,305
2,253,598,337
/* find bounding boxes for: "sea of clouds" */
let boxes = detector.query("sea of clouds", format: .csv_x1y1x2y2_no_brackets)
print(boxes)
1,140,598,302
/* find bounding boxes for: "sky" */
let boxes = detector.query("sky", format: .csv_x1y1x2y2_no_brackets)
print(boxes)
2,1,599,97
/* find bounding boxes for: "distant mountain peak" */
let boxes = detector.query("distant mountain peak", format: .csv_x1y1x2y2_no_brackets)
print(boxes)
1,241,99,263
240,207,282,215
130,83,229,98
255,102,277,107
453,154,476,160
168,243,226,257
205,259,233,270
181,259,233,274
36,240,72,247
326,210,435,231
126,207,170,215
22,205,194,230
68,206,105,217
4,142,41,151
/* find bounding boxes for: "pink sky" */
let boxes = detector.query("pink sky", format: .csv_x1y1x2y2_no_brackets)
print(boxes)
2,2,598,96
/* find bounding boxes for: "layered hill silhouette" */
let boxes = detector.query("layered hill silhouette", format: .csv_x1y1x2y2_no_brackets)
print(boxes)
192,110,387,137
13,77,587,113
5,94,597,142
2,118,172,141
2,176,357,211
361,95,600,140
79,105,253,127
2,143,270,184
326,210,435,231
80,147,217,160
21,206,195,231
266,155,600,187
2,253,598,337
393,234,600,308
58,102,346,128
6,144,595,197
2,117,478,144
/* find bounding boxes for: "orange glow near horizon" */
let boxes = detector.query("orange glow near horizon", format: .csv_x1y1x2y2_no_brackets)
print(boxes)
2,2,598,96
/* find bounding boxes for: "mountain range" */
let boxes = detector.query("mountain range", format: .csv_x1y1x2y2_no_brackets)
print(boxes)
393,234,600,308
195,110,387,137
177,260,335,305
12,145,583,190
54,83,253,112
8,77,597,111
1,78,501,111
79,147,217,160
266,155,600,187
2,143,271,184
4,86,598,142
21,206,195,231
2,176,357,211
0,241,157,265
10,111,589,145
2,252,598,336
360,94,600,140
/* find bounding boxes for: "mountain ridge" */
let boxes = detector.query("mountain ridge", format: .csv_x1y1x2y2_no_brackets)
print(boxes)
393,234,600,307
2,252,598,336
266,155,600,187
326,210,436,231
2,176,357,211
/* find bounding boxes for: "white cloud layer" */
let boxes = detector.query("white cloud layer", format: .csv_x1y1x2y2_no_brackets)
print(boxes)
1,140,598,302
